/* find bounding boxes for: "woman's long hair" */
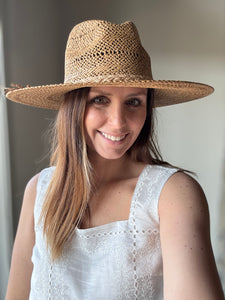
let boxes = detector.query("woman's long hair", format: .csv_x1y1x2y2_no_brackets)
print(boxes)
41,87,166,261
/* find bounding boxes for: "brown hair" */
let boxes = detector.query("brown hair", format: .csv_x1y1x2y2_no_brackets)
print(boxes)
40,88,92,260
128,89,163,163
41,87,166,260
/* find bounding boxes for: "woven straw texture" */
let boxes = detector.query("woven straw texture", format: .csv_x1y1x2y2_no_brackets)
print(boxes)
6,20,214,109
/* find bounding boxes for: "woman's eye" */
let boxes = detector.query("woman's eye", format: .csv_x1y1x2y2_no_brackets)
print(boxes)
91,96,108,105
127,98,141,107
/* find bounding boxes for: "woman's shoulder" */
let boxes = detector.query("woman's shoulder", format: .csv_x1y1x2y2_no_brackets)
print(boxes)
158,171,209,222
24,172,40,197
159,171,207,203
25,166,55,199
145,163,178,174
143,164,179,187
38,166,55,179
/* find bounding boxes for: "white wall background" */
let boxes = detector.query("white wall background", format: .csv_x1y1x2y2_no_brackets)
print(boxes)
1,0,225,297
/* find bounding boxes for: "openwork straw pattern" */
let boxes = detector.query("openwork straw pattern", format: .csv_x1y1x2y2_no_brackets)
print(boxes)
64,20,152,83
6,20,214,109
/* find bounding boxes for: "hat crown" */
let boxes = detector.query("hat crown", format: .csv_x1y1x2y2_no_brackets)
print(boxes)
64,20,153,84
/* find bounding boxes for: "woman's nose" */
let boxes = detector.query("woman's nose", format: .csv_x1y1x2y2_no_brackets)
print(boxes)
108,103,126,129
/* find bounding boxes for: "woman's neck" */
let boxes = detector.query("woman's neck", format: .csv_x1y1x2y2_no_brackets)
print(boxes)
89,153,145,185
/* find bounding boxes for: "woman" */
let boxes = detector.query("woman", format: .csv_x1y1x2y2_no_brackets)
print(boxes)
5,20,224,299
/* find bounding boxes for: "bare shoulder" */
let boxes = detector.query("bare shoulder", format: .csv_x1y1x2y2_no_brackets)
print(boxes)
158,171,209,222
17,172,41,236
20,172,41,217
24,172,40,197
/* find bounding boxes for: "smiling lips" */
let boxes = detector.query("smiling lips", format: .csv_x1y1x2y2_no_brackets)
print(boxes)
99,131,126,142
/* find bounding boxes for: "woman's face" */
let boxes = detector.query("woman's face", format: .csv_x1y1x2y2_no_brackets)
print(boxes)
84,86,147,161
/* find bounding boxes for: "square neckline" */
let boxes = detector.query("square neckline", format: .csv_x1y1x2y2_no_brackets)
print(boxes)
76,164,150,234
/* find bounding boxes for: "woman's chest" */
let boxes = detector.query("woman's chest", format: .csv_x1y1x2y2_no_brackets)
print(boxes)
81,178,137,229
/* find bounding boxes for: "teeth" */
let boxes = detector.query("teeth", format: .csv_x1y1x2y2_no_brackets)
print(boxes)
101,132,126,141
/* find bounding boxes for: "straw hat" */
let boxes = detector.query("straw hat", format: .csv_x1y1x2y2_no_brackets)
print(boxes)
6,20,214,109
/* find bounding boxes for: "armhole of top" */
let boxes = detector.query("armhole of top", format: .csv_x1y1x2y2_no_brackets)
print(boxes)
155,167,178,222
34,167,55,225
36,168,51,201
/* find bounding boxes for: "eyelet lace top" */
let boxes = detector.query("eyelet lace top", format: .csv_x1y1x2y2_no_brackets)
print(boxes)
29,165,177,300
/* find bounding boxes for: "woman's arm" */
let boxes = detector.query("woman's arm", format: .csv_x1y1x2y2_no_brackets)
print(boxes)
159,172,224,300
5,173,39,300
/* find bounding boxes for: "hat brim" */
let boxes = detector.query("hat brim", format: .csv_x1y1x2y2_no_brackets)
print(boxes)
6,80,214,109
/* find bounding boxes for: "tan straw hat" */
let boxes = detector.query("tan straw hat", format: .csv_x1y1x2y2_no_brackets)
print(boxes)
6,19,214,109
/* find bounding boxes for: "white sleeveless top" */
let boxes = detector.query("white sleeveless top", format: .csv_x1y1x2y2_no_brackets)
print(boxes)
29,165,177,300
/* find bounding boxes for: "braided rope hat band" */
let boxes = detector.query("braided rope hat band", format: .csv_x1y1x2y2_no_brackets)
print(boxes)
6,20,214,109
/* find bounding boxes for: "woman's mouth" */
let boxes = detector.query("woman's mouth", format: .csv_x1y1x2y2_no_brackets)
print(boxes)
99,131,126,142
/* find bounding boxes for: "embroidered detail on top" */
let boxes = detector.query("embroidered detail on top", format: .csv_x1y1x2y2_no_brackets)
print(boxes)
30,165,177,300
77,230,128,238
129,166,148,299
